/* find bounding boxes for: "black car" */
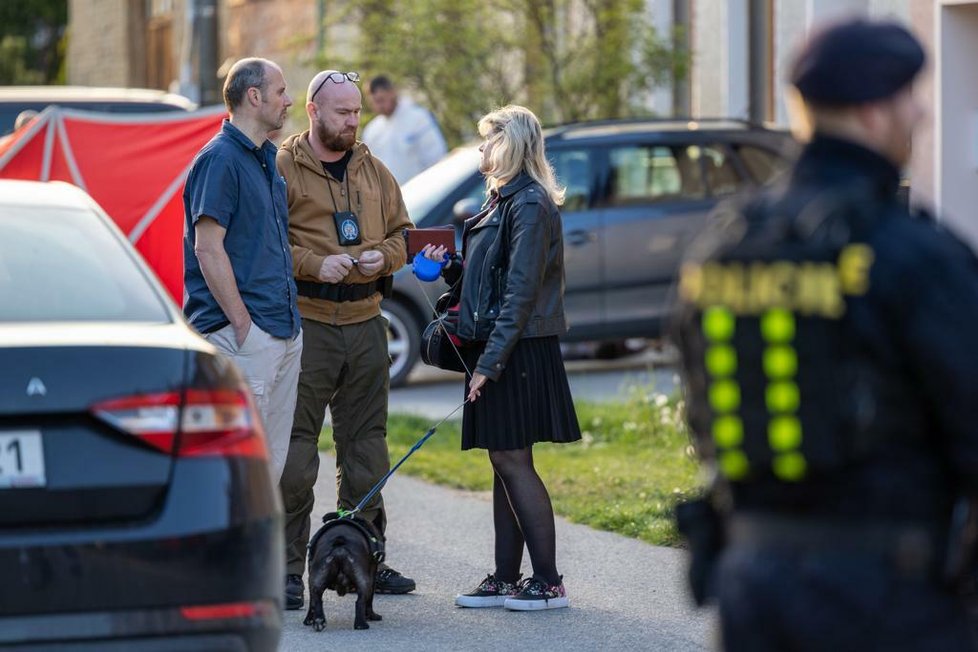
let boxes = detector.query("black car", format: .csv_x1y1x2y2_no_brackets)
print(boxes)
382,118,797,386
0,180,282,650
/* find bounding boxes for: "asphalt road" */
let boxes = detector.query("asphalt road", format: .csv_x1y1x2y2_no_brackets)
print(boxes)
278,452,716,651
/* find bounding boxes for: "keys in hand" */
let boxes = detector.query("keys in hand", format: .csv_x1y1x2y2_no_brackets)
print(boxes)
318,255,355,283
356,250,385,276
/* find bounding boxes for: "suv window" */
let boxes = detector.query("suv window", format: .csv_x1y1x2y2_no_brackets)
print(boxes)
402,147,482,225
697,144,744,197
608,145,705,206
735,145,787,184
0,206,171,322
550,149,593,212
460,176,489,212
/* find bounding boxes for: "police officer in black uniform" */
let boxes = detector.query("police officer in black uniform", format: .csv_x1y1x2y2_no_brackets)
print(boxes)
675,19,978,651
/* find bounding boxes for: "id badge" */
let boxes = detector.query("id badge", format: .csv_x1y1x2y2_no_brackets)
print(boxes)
333,210,362,246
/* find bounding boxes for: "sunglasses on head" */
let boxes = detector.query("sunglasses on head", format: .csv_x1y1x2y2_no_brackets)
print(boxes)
310,71,361,101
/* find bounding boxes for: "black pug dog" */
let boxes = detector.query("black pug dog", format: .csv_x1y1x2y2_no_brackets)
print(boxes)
303,512,384,631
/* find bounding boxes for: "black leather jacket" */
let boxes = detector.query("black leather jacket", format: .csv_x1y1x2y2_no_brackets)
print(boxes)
440,173,567,380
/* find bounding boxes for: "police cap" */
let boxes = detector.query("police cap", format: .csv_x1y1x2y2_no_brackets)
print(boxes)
790,19,925,106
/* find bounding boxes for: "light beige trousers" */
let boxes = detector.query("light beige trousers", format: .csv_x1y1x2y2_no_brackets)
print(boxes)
205,323,303,483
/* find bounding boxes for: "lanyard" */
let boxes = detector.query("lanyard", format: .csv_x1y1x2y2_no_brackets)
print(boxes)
325,169,353,214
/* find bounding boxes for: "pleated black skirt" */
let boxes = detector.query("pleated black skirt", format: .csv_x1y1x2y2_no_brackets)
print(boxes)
460,336,582,451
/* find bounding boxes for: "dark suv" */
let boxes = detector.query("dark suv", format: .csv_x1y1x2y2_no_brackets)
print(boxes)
382,118,797,386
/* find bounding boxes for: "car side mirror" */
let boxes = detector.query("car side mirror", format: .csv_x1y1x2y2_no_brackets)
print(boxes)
452,198,481,224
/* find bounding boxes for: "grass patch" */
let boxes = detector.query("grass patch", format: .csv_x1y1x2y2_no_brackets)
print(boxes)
318,386,702,547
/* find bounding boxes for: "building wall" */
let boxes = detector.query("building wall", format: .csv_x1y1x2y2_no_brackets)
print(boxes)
870,0,909,17
691,0,748,118
688,0,912,123
224,0,320,100
908,0,935,208
647,0,674,115
68,0,329,103
67,0,136,86
772,1,810,124
935,2,978,248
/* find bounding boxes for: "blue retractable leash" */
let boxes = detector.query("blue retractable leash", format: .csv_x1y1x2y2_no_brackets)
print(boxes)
335,252,471,520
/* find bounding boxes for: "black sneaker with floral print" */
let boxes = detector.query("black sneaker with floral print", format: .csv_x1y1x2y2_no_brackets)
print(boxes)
503,576,569,611
455,573,522,608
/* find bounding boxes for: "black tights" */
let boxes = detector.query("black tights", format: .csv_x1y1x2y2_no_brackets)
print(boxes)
488,447,560,586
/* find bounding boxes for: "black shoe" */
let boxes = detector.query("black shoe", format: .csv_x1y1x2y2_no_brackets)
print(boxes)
455,573,521,608
285,573,304,610
375,566,416,594
504,576,569,611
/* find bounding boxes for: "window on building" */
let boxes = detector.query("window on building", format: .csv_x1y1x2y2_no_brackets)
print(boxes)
608,145,705,206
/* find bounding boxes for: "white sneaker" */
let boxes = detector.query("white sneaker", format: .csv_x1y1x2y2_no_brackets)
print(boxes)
455,573,521,608
503,576,569,611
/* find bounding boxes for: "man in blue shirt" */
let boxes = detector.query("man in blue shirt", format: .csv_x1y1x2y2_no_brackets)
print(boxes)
183,57,302,484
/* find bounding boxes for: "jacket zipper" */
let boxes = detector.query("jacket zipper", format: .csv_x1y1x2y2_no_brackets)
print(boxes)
474,234,495,324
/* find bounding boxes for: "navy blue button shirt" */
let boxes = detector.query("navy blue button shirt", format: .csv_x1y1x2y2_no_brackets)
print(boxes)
183,120,300,339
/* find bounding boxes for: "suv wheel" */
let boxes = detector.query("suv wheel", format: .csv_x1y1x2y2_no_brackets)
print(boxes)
382,301,420,388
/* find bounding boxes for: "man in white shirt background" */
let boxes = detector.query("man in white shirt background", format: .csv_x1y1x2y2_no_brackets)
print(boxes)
362,75,448,184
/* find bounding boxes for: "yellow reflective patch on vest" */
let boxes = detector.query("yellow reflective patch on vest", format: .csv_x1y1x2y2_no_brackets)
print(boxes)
706,345,738,377
679,262,704,302
765,381,800,413
763,346,798,379
794,263,844,318
702,306,735,342
773,452,807,481
838,244,874,296
768,416,802,451
761,308,795,343
681,246,874,317
720,450,750,480
709,379,741,413
713,415,744,448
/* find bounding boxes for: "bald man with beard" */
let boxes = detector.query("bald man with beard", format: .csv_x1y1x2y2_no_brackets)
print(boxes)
277,70,415,610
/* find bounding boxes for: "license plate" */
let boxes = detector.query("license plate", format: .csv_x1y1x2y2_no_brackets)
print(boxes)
0,431,46,488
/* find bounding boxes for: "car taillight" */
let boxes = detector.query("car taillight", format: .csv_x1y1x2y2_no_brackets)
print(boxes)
179,388,267,459
91,392,180,453
92,387,267,459
179,600,272,621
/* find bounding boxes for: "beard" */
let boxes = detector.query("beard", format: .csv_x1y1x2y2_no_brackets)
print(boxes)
315,118,357,152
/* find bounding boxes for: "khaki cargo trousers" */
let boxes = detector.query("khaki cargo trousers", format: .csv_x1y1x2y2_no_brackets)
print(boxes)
280,315,391,576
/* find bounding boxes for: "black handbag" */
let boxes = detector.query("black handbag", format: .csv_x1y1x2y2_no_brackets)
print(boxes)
420,310,468,373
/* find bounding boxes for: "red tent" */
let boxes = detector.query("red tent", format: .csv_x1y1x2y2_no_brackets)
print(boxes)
0,105,227,302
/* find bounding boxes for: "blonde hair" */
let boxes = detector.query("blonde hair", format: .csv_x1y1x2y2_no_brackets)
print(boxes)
478,105,565,206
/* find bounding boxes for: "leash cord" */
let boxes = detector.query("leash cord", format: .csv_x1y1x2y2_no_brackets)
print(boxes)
337,262,473,519
339,398,469,518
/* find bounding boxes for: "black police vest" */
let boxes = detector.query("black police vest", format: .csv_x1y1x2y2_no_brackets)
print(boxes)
677,189,879,484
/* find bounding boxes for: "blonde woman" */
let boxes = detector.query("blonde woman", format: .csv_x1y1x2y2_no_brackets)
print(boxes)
423,105,581,611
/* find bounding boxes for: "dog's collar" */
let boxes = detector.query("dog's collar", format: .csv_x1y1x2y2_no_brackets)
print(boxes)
307,512,386,564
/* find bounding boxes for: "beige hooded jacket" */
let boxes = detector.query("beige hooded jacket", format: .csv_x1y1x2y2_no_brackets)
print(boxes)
277,132,412,325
